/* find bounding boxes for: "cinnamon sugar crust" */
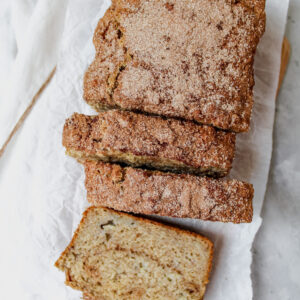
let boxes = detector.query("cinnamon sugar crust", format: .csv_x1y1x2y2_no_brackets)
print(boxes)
84,160,253,224
84,0,266,132
62,110,236,177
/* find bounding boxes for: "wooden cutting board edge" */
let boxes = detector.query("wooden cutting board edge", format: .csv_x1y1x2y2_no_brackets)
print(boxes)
277,37,291,95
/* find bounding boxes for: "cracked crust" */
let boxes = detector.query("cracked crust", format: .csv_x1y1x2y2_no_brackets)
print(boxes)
55,206,213,300
62,110,236,177
84,0,265,132
84,160,253,224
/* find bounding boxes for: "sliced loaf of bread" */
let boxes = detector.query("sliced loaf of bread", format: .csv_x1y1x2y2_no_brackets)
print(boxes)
55,206,213,300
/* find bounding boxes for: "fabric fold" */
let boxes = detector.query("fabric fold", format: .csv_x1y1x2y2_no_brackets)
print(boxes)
0,0,69,151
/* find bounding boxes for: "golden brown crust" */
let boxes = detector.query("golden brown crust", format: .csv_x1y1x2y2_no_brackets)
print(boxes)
239,0,266,17
84,160,253,223
55,206,213,299
84,0,266,132
82,293,96,300
62,110,236,177
84,6,126,106
82,293,102,300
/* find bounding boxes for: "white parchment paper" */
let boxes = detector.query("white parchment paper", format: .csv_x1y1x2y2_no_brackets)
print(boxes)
0,0,289,299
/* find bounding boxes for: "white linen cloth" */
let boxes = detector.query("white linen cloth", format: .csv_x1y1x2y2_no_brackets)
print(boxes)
0,0,289,299
0,0,68,149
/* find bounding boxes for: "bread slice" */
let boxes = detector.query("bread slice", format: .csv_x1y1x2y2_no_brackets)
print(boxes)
62,110,235,177
84,160,253,223
84,0,265,132
55,206,213,300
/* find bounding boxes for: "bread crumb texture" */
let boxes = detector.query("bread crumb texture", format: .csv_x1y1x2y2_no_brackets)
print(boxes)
84,0,265,132
55,207,213,299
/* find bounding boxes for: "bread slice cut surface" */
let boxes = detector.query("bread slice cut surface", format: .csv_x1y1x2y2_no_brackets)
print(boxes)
55,207,213,300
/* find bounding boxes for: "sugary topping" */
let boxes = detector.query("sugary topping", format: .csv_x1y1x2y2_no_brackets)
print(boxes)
84,160,253,223
84,0,265,132
63,111,235,173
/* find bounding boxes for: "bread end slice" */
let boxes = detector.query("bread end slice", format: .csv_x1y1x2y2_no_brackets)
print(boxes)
55,207,213,300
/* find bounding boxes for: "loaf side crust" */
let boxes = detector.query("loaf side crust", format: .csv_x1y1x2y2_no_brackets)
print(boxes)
62,111,236,177
84,160,253,223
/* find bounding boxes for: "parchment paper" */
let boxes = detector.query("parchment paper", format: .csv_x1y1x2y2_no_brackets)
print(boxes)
0,0,289,299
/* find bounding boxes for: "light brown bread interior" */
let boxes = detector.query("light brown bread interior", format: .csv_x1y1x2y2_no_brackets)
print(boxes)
55,207,213,300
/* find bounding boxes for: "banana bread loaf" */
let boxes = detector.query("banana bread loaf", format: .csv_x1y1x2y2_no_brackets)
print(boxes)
84,0,265,132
